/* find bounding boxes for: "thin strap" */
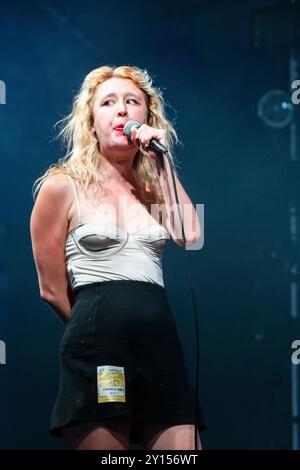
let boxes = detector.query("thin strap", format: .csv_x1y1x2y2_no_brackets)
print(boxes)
66,175,82,224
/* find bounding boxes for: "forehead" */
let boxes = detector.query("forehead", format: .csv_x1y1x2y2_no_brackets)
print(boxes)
95,77,145,100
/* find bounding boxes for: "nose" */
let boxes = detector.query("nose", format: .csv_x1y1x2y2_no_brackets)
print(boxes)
116,100,128,116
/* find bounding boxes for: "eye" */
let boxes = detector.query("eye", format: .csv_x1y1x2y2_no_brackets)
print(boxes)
102,100,114,106
101,98,140,106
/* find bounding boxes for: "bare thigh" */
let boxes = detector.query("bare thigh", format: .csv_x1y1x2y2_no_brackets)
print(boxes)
141,423,203,450
62,417,131,450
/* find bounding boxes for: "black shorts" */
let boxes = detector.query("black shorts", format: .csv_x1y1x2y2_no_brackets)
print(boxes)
49,280,206,445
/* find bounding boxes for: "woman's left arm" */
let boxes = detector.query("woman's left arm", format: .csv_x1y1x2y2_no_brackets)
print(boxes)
157,154,201,248
131,124,201,248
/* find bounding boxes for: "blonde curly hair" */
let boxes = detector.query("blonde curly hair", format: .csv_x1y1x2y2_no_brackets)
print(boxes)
32,65,179,204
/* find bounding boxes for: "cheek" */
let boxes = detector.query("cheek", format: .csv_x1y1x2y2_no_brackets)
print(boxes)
93,112,109,133
137,107,149,123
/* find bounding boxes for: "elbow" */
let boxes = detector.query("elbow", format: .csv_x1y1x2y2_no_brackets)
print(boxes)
184,223,202,246
40,289,52,302
180,229,202,249
171,227,202,249
188,233,201,245
39,277,68,302
192,227,202,244
40,286,59,303
40,282,69,304
182,211,202,246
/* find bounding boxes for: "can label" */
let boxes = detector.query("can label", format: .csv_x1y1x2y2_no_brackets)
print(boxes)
97,365,126,403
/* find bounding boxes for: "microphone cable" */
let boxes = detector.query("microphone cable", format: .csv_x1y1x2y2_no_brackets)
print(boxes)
163,149,201,451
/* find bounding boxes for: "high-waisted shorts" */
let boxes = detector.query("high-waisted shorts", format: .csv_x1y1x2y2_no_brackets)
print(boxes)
49,280,206,445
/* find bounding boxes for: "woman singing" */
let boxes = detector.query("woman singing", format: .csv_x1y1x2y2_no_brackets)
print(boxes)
30,65,206,450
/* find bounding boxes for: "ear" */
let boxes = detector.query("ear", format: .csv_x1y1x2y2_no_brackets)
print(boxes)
90,127,95,134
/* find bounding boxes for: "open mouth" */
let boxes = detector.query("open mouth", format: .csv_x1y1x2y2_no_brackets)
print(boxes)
113,128,125,135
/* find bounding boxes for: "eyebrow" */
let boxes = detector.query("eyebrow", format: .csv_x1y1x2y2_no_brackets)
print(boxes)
100,92,142,101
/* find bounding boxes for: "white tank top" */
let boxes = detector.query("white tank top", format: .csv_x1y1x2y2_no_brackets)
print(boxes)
65,175,170,290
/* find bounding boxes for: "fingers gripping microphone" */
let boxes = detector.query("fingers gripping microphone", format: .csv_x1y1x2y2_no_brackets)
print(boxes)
123,120,168,154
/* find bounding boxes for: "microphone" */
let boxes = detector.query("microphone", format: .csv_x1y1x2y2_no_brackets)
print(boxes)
123,120,168,154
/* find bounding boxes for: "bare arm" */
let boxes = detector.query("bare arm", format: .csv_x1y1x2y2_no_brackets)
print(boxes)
158,154,201,248
130,125,201,248
30,174,73,324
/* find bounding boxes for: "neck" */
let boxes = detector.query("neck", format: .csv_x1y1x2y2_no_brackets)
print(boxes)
98,154,135,184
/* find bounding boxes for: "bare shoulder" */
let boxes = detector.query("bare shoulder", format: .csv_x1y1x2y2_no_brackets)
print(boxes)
30,173,74,248
36,173,74,207
31,173,74,222
40,173,72,194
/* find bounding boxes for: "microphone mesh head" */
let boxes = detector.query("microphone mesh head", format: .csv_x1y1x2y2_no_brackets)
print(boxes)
123,120,141,138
